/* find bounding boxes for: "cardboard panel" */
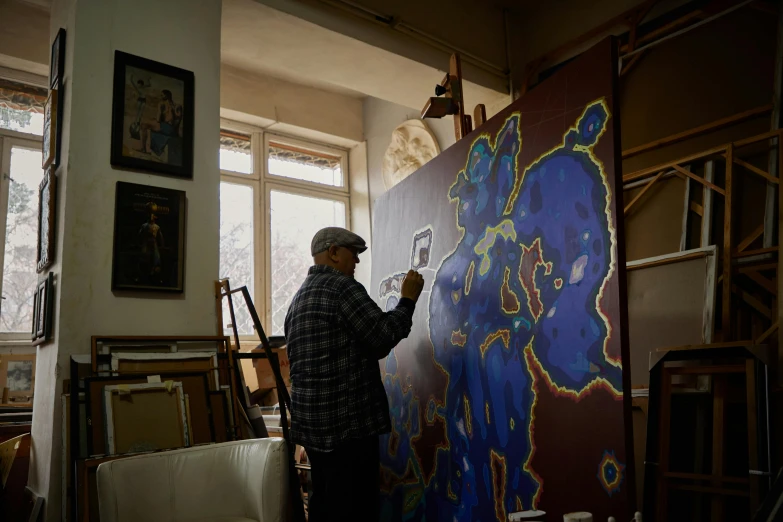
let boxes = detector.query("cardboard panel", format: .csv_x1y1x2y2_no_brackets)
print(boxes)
627,252,715,387
371,38,632,520
104,383,187,454
86,373,212,456
209,391,230,442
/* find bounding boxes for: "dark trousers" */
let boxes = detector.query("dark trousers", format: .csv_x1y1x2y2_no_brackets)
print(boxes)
306,435,380,522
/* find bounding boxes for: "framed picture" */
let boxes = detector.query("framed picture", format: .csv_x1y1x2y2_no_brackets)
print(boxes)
112,181,186,292
0,353,36,404
42,87,58,169
110,51,194,178
32,273,54,345
37,169,56,273
50,28,66,88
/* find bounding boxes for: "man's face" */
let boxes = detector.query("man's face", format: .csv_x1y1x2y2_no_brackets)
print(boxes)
331,246,360,277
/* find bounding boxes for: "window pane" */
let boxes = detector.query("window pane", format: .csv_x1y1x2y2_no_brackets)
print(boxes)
0,79,46,136
268,141,343,187
1,147,43,333
270,190,346,335
220,130,252,174
219,182,254,335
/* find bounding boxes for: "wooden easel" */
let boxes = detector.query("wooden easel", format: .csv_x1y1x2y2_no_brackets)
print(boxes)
215,279,306,522
421,53,487,141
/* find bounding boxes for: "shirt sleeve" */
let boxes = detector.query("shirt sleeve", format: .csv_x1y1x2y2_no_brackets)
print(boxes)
339,280,416,360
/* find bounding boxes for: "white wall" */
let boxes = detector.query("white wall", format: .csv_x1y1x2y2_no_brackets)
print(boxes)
30,1,222,520
0,0,49,75
363,96,456,217
221,63,364,144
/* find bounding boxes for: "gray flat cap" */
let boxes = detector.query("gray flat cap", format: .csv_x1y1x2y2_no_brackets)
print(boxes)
311,227,367,256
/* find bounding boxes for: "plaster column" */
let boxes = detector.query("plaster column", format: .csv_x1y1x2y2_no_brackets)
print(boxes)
30,1,222,519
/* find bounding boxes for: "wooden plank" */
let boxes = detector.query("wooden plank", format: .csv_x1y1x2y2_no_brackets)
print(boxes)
755,320,779,344
690,201,704,216
738,263,777,273
655,341,753,353
742,269,777,295
621,10,705,51
620,50,645,77
624,129,783,183
623,145,726,182
736,224,765,253
731,156,779,184
622,105,773,159
667,364,745,375
734,246,779,259
712,374,727,521
701,161,715,247
624,170,665,214
473,104,487,128
626,250,709,272
680,173,691,250
746,359,760,513
663,471,748,484
733,285,773,319
673,164,726,196
723,144,734,341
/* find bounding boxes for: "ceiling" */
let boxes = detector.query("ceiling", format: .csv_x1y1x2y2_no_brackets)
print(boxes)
221,0,509,111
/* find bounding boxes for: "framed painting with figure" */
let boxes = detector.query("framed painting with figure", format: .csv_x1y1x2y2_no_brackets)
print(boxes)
0,353,36,404
37,169,56,273
42,86,58,169
112,181,186,293
110,51,194,178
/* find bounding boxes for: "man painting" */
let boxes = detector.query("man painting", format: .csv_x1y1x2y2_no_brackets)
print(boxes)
137,89,182,158
285,227,425,522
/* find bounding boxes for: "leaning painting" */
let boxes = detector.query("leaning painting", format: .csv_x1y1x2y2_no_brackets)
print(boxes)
371,38,633,521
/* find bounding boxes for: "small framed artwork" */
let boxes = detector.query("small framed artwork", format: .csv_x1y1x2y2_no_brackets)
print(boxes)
42,86,58,169
50,28,66,88
37,169,56,273
110,51,194,178
112,181,186,292
32,272,54,345
0,353,36,404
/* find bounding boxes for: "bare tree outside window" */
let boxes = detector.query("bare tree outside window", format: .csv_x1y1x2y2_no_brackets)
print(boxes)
219,182,254,335
1,148,42,332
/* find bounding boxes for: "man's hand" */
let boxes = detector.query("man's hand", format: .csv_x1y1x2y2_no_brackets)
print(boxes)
401,270,425,302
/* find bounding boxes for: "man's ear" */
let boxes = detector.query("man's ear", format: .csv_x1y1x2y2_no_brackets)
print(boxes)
328,245,341,261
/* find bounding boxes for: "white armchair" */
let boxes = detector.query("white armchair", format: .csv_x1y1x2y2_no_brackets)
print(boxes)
97,438,289,522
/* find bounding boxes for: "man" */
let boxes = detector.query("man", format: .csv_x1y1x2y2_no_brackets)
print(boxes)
285,227,424,522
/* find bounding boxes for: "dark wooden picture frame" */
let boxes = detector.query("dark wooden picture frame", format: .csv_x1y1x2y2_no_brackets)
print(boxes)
110,51,194,178
31,272,54,345
50,28,66,88
37,169,56,273
111,182,186,292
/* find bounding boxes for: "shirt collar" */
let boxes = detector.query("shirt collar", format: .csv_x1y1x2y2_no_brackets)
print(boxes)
308,264,346,277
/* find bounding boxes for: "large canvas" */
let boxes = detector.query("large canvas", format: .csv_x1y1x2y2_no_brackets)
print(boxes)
371,38,633,521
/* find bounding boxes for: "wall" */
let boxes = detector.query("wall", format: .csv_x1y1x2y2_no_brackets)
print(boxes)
0,0,49,75
221,64,364,144
29,1,222,520
363,96,456,219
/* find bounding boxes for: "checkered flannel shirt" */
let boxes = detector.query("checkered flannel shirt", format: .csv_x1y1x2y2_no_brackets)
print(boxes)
285,264,415,452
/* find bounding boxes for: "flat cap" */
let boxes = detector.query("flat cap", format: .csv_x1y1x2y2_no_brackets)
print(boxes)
311,227,367,256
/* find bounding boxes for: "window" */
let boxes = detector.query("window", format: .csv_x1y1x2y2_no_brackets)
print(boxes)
218,124,349,337
0,79,45,338
0,79,46,136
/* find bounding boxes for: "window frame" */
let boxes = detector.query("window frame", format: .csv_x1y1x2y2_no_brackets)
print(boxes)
219,119,351,338
0,129,44,341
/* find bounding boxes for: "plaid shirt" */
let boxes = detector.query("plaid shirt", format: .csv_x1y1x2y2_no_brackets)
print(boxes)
285,264,415,451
